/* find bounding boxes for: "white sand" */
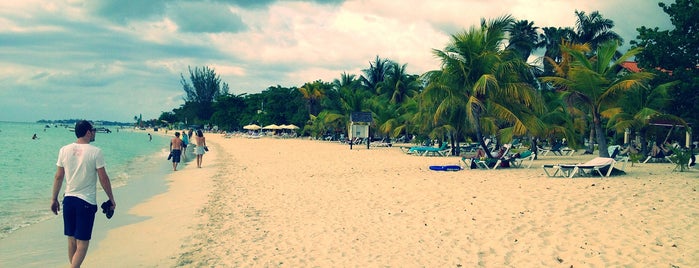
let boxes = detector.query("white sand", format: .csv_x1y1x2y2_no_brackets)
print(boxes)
85,134,699,267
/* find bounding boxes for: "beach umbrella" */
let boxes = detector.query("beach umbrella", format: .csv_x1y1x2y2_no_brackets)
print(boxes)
243,124,261,130
262,124,280,130
285,124,299,129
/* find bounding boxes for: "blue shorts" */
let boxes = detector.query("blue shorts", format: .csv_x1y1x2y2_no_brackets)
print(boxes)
63,196,98,241
171,149,181,163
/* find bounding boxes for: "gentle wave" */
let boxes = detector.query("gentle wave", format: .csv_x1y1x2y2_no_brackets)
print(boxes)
0,122,172,239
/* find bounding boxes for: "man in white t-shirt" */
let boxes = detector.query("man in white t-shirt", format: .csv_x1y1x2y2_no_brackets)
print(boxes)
51,120,116,268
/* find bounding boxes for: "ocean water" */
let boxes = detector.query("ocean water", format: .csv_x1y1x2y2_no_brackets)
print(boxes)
0,121,171,239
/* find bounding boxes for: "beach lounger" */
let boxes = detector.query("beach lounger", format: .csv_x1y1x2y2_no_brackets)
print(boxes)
569,157,617,177
475,158,500,169
406,142,449,157
422,146,451,157
561,147,576,156
642,154,674,164
542,164,576,177
509,150,535,168
543,157,618,178
460,157,496,169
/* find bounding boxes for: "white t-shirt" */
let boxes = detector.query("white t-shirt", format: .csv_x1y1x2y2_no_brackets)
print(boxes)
56,143,106,205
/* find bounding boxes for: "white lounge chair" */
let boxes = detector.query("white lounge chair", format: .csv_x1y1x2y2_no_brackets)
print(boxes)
543,157,618,178
509,150,535,168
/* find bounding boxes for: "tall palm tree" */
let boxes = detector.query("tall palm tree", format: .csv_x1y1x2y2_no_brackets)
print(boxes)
507,19,545,62
378,62,421,104
541,26,575,77
423,15,544,158
541,41,653,157
572,10,623,51
298,80,328,116
331,72,368,113
543,41,598,152
360,56,392,94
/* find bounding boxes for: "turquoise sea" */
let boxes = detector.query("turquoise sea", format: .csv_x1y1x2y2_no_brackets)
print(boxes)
0,121,172,240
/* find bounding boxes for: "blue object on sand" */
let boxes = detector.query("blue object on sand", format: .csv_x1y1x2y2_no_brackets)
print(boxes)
429,165,462,171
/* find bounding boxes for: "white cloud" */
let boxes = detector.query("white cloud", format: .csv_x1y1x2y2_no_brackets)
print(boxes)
0,0,673,122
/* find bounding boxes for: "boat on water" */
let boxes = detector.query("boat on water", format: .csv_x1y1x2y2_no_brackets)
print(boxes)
68,127,112,133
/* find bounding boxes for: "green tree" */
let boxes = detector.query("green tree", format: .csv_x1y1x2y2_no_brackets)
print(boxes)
631,0,699,129
210,93,246,131
360,56,392,94
424,15,544,158
507,19,545,61
604,81,683,155
541,26,575,77
572,10,623,50
317,73,372,139
541,41,653,157
298,80,329,117
180,66,228,122
378,62,420,104
158,111,178,126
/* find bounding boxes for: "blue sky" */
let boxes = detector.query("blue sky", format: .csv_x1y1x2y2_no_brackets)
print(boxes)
0,0,672,123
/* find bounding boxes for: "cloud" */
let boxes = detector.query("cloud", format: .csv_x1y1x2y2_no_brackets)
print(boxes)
0,0,673,122
168,2,248,33
87,0,169,23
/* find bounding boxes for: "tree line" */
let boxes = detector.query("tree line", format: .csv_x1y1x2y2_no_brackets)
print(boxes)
157,1,698,158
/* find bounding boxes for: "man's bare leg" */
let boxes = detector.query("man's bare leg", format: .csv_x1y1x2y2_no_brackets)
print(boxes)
68,237,77,263
67,237,90,268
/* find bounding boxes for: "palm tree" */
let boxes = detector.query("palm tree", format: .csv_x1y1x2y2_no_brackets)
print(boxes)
388,96,421,142
604,81,684,155
298,80,328,116
538,90,583,148
541,26,575,77
360,56,392,94
541,41,653,157
378,62,421,104
541,11,621,77
506,19,545,62
423,15,544,158
572,10,623,51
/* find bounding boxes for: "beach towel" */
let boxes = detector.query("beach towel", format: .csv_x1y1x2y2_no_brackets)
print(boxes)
429,165,462,171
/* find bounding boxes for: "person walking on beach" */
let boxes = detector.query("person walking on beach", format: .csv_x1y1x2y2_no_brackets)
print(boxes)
181,130,189,160
51,120,116,268
170,132,183,171
194,129,207,168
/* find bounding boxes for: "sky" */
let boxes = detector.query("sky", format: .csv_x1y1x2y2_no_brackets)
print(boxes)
0,0,673,123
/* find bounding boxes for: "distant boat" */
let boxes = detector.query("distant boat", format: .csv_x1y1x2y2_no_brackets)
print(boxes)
68,127,111,133
95,127,112,133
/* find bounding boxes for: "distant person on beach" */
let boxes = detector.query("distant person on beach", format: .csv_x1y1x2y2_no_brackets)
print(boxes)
619,143,639,156
181,130,189,159
148,133,152,142
32,133,38,139
194,130,207,168
170,132,183,171
51,120,116,268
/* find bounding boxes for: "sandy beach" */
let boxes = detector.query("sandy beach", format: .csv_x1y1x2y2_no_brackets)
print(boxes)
83,134,699,267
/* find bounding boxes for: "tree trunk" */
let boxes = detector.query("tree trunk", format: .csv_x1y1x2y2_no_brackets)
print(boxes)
585,123,595,154
474,117,494,159
594,112,609,157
